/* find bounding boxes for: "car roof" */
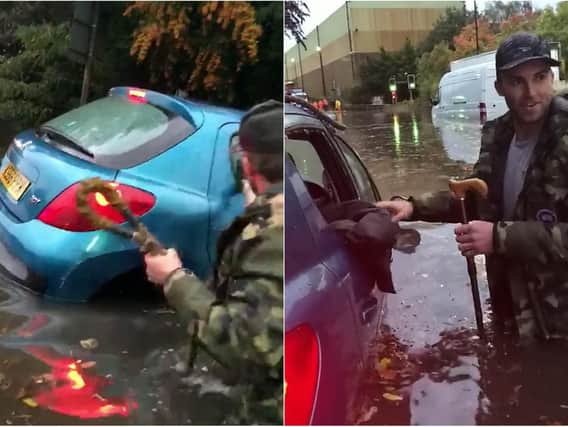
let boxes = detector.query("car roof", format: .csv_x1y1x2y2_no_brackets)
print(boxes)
285,98,346,131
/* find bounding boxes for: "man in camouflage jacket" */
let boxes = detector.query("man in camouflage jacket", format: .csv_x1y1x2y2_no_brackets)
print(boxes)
378,33,568,343
144,100,283,424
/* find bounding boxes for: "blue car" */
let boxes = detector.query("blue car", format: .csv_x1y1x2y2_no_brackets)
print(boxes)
0,87,244,302
284,99,388,425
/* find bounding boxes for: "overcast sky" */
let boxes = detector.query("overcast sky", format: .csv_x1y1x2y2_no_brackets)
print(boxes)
284,0,563,51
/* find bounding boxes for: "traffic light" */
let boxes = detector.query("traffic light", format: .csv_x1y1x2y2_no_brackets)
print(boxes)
389,76,397,92
407,74,416,90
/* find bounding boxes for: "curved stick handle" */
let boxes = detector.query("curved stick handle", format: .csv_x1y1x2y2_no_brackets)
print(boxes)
449,178,488,199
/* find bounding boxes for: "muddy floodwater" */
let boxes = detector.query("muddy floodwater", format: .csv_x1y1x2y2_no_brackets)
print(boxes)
0,282,226,425
343,109,568,425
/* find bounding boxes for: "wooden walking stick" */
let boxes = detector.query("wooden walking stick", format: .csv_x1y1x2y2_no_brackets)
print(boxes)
449,178,488,339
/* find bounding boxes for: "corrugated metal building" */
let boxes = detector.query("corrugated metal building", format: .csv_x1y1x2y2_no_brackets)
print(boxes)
285,0,464,99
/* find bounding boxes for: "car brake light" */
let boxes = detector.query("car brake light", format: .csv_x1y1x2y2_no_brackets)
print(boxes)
127,89,147,104
37,181,155,231
285,324,320,425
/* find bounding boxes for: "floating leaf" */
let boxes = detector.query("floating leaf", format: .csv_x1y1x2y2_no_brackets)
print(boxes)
377,357,391,372
22,397,38,407
383,392,403,401
80,338,98,350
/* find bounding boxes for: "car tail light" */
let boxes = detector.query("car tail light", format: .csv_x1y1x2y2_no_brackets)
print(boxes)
285,324,320,425
38,181,155,231
127,88,147,104
479,102,487,124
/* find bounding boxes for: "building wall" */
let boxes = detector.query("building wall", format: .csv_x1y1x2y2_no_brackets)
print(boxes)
285,0,464,100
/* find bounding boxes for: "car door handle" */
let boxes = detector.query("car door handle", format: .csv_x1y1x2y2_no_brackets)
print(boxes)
361,296,378,324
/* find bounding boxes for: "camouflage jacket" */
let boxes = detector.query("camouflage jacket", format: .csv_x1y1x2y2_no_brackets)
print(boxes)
163,183,283,424
410,94,568,342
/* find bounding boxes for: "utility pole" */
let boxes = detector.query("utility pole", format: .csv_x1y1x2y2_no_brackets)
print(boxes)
291,58,298,86
345,1,356,85
296,43,305,90
80,1,99,105
474,0,480,54
316,25,327,99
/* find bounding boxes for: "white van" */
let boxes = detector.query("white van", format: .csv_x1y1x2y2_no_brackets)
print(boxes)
432,50,508,126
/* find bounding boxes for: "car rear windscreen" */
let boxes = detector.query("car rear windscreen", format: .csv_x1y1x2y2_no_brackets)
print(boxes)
43,96,194,168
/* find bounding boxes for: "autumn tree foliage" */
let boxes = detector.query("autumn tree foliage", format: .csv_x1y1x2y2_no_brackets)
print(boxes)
453,19,498,58
497,10,539,41
124,1,262,103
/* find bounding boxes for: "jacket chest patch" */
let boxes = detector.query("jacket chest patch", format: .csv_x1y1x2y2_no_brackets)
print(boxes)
536,208,558,225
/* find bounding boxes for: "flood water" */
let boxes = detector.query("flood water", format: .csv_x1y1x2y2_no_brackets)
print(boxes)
0,281,223,425
343,109,568,425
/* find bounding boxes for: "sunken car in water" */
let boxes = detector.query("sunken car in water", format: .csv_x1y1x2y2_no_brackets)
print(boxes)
284,96,408,424
0,87,244,301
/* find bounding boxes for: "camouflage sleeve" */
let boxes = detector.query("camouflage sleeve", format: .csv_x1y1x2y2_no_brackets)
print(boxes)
163,271,215,326
163,228,283,369
493,220,568,264
200,227,283,369
410,122,494,223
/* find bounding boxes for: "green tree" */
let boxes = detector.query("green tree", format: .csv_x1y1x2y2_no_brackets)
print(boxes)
484,1,533,25
418,7,469,54
359,38,418,102
0,2,71,57
417,41,453,102
536,3,568,77
285,0,309,48
234,2,283,108
0,23,82,129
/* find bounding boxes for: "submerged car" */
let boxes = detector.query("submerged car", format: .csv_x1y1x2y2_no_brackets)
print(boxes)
0,87,244,301
284,97,389,425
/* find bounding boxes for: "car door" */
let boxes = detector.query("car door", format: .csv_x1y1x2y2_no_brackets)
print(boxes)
286,123,382,363
331,134,386,356
285,158,364,424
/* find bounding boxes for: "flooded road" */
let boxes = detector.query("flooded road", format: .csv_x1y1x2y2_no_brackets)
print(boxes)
0,281,224,425
343,109,568,425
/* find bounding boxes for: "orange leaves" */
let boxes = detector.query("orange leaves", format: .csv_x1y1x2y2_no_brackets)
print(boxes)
498,11,538,39
124,1,261,102
453,19,498,58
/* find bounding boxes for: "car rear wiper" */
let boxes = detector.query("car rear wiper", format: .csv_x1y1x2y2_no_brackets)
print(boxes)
36,125,94,158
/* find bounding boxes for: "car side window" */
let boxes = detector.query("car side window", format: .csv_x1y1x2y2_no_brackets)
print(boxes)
285,128,340,202
286,137,325,186
336,138,378,202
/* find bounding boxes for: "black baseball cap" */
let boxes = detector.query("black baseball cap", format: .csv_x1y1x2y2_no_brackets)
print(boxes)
496,32,560,71
239,100,283,155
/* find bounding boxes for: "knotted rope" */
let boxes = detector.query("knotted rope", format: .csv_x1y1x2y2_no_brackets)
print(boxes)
76,177,164,255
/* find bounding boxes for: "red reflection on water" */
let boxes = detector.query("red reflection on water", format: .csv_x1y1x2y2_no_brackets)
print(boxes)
17,314,50,337
23,345,138,419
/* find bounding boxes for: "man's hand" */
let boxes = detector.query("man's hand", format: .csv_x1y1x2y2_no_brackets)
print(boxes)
455,221,494,257
375,200,413,222
144,248,183,286
242,179,257,207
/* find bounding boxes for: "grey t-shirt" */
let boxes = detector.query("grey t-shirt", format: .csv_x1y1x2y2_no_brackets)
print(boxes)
502,134,538,220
